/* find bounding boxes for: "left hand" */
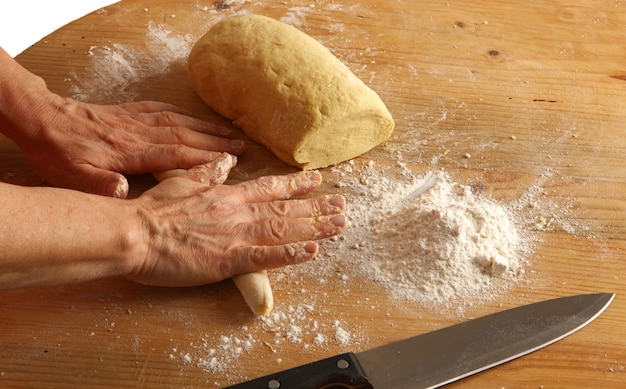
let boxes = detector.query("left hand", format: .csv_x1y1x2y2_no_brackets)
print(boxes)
18,97,244,198
0,46,244,198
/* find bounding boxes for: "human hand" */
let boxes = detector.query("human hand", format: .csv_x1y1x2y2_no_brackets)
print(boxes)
127,155,346,287
16,95,244,198
0,47,243,198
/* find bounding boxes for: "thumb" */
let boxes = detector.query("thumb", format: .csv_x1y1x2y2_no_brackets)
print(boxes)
185,153,237,186
153,153,237,186
76,165,130,198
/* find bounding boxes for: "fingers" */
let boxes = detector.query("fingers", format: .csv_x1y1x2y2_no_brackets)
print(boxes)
154,153,237,185
235,170,324,203
222,194,346,276
116,101,186,114
115,101,233,137
113,101,245,156
226,241,319,275
228,171,346,244
133,111,232,137
247,194,345,220
73,164,130,198
125,146,226,174
243,213,346,246
143,125,245,155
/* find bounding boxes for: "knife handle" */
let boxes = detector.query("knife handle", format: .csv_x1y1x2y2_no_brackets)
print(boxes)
223,352,373,389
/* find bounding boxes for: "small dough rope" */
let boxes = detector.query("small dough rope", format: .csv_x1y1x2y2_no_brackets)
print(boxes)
233,270,274,316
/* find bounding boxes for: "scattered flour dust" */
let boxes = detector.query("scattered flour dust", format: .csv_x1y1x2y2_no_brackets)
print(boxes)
69,22,194,103
279,5,315,27
173,304,360,381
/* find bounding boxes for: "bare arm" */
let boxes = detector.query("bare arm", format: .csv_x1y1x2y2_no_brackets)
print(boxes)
0,181,140,288
0,46,244,198
0,156,346,289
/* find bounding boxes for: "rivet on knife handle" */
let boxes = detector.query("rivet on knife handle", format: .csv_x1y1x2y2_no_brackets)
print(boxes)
222,352,372,389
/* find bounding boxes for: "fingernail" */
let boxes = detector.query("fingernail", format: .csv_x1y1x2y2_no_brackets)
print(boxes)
290,170,321,192
331,214,346,228
230,139,245,154
328,195,345,209
111,177,129,199
307,170,322,183
304,241,318,254
212,152,237,169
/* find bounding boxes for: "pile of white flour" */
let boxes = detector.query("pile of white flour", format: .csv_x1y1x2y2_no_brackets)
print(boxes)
303,160,529,304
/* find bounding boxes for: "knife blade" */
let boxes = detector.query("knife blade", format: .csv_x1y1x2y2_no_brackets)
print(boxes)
223,293,614,389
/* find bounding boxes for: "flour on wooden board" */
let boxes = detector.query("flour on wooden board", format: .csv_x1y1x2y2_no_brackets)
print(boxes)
170,303,361,381
69,22,194,104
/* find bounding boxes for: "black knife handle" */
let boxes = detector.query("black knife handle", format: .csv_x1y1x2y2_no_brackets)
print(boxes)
223,352,373,389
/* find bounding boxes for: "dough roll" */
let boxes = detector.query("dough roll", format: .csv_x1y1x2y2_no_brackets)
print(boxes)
188,14,394,170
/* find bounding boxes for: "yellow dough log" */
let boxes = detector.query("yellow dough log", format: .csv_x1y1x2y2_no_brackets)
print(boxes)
152,169,274,316
187,14,394,170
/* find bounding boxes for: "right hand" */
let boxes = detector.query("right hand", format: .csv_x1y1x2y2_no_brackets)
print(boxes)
127,154,346,287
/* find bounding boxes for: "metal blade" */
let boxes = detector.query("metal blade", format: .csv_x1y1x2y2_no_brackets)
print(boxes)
356,293,614,389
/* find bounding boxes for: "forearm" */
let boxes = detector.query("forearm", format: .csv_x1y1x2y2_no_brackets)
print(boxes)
0,46,56,146
0,181,143,289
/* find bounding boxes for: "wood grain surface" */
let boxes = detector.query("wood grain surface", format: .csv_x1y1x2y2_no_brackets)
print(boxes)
1,0,625,388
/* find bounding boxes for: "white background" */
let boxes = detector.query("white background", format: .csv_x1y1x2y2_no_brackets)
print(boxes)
0,1,119,57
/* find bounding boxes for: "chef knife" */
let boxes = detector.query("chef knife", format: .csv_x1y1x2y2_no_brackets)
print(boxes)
224,293,614,389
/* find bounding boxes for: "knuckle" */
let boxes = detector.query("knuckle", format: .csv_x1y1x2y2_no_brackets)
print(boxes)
217,252,237,278
170,127,188,144
158,110,179,124
246,245,266,267
201,199,233,217
267,201,289,217
168,143,189,157
254,176,281,195
267,218,288,241
310,198,324,217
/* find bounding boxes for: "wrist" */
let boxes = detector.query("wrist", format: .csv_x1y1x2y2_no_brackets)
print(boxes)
117,201,151,279
0,47,58,146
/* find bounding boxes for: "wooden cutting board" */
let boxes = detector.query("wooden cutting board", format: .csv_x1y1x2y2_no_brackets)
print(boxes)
1,0,625,387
